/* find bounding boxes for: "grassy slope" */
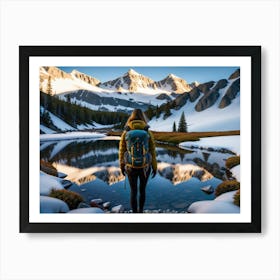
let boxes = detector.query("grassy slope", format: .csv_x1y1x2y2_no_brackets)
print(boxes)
108,130,240,145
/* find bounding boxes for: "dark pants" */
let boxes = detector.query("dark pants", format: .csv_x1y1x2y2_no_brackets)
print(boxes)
126,166,151,213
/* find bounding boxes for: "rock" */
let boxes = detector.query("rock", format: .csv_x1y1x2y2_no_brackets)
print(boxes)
77,202,91,208
212,79,228,91
103,202,111,209
188,191,240,213
40,196,69,213
90,198,103,205
201,185,214,194
156,93,172,101
40,171,64,196
219,95,231,108
67,207,104,214
173,91,189,109
188,87,200,102
197,81,215,94
57,172,67,178
228,69,240,80
195,90,220,112
90,201,103,208
219,78,240,108
111,205,124,213
40,164,58,177
194,79,229,111
61,179,72,189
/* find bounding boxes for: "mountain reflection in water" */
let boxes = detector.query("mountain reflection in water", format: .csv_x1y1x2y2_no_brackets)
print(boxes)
40,138,232,211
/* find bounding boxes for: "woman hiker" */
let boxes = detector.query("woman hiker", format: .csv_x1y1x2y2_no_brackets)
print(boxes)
119,109,157,213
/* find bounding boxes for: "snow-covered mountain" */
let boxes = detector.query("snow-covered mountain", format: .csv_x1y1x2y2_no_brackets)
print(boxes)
40,66,196,96
40,67,196,112
149,70,240,132
40,66,240,132
100,69,196,94
40,66,102,94
100,69,157,93
156,74,195,93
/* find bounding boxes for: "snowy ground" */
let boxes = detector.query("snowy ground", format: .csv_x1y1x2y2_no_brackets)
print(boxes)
40,131,106,142
149,78,240,132
40,106,115,133
40,171,65,195
40,124,56,134
179,135,240,155
231,165,240,181
187,190,239,213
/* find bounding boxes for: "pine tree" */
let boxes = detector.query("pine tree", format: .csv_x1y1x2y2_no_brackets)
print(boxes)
172,121,177,132
163,103,171,119
156,105,160,119
145,106,154,120
178,111,187,132
41,111,52,126
46,76,53,96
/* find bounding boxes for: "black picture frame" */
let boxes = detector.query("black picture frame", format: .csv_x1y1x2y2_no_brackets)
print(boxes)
20,46,261,233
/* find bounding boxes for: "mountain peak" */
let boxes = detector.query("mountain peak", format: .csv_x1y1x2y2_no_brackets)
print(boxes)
71,69,82,75
70,69,100,86
167,73,179,79
126,68,140,76
156,73,192,93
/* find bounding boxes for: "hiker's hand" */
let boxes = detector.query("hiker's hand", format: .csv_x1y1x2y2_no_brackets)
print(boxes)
151,169,157,178
121,164,126,176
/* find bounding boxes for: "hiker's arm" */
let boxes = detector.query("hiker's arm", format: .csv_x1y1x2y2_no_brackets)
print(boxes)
148,131,157,171
119,132,127,166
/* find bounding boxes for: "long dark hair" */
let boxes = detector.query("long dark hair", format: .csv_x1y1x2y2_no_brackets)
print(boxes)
125,108,148,126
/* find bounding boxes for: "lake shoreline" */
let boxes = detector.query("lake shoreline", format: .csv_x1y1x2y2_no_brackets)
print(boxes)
40,130,240,214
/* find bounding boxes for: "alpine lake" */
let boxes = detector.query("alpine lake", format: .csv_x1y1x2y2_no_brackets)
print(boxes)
40,136,234,213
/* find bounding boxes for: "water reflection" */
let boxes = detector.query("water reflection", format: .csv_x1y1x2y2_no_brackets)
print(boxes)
40,138,232,211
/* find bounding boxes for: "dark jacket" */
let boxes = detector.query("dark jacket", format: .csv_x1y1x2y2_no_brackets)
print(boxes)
119,120,157,171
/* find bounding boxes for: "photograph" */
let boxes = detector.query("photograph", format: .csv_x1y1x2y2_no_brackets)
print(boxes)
20,46,261,232
39,65,241,214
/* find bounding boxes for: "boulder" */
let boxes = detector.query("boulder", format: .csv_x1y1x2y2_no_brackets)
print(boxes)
111,205,125,213
67,207,104,214
40,196,69,213
57,172,67,179
61,179,72,189
103,202,111,209
201,185,214,194
40,171,64,196
90,198,103,205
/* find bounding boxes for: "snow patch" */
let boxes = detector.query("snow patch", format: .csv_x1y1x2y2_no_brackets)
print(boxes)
40,171,65,195
41,108,75,131
40,125,56,134
149,78,240,132
40,131,106,142
231,165,240,181
40,196,70,213
179,135,240,155
188,191,239,213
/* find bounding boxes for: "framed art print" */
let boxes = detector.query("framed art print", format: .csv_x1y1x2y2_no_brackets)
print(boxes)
19,46,261,233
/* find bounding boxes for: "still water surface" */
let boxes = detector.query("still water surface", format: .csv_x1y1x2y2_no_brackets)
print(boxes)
40,137,232,212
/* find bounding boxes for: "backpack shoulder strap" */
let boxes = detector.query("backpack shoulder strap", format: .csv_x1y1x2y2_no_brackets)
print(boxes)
143,125,150,131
